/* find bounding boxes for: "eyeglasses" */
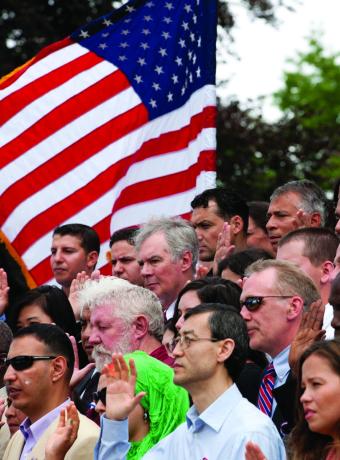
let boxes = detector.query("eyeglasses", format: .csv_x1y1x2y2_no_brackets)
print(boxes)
4,355,57,371
240,295,292,311
92,387,106,406
166,335,220,354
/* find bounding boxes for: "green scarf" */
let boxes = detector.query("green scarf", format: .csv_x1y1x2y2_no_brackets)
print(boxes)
123,350,189,460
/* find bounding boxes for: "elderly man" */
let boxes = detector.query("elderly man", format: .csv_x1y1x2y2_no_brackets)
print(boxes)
277,228,339,339
95,304,285,460
135,217,198,319
78,277,172,374
266,179,327,252
3,324,99,460
240,259,320,437
109,227,143,286
50,223,100,298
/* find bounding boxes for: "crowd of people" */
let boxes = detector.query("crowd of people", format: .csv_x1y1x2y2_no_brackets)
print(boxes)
0,178,339,460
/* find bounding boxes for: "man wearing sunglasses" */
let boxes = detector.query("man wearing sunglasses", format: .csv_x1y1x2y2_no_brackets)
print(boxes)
2,323,99,460
240,259,321,437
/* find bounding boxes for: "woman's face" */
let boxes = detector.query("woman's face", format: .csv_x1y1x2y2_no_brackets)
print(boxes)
300,353,340,439
175,290,201,331
16,304,53,329
5,398,26,436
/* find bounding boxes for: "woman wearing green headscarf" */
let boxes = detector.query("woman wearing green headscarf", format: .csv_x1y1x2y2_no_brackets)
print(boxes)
93,350,189,460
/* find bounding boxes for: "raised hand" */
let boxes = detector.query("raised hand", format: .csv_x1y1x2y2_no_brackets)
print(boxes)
45,402,80,460
289,298,325,376
68,334,95,390
245,441,267,460
102,354,146,421
0,269,9,315
213,222,235,275
68,271,90,319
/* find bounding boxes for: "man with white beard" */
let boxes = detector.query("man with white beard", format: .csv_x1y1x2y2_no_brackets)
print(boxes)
78,277,172,372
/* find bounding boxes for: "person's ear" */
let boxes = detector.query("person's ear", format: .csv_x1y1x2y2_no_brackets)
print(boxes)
287,296,304,320
87,250,99,269
310,212,322,228
320,260,334,285
216,338,235,364
131,315,149,340
181,250,193,272
229,215,243,236
50,356,68,383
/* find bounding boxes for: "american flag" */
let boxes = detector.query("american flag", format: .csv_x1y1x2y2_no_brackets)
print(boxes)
0,0,217,286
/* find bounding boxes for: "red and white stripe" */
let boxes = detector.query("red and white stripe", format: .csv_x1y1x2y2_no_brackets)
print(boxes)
0,39,216,286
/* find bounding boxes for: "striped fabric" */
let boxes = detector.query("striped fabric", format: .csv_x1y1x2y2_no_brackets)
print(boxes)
257,362,276,417
0,0,217,286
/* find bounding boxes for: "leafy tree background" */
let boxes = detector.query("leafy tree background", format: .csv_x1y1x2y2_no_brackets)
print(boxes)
1,0,339,201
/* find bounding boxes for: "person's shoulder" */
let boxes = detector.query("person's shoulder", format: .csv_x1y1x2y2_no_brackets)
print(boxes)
233,397,279,433
77,412,101,434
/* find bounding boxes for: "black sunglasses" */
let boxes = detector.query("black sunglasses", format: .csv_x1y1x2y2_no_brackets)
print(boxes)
93,387,106,406
5,355,57,371
241,295,292,311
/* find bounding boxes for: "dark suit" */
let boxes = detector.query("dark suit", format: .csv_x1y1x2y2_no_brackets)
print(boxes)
73,369,100,415
272,371,297,437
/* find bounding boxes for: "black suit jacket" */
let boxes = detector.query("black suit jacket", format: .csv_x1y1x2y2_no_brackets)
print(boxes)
73,369,100,415
272,371,297,437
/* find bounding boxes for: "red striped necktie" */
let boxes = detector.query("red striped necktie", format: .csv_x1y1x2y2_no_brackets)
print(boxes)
257,362,276,416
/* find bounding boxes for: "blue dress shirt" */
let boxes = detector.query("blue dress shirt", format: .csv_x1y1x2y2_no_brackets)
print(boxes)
94,384,286,460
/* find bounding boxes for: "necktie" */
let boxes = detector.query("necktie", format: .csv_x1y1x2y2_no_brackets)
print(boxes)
257,362,276,416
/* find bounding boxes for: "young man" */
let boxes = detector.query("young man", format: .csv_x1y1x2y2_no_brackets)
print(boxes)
95,304,285,460
50,223,100,296
3,324,99,459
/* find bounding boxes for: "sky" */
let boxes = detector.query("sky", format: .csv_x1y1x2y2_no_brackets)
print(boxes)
216,0,340,120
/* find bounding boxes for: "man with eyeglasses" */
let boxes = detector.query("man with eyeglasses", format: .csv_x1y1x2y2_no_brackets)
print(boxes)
240,259,321,437
2,323,99,460
95,304,285,460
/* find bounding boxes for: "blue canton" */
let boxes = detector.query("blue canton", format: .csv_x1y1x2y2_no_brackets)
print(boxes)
71,0,217,119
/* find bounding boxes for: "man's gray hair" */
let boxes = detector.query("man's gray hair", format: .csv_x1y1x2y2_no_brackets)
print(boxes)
134,217,199,270
245,259,321,310
270,179,326,226
78,277,164,341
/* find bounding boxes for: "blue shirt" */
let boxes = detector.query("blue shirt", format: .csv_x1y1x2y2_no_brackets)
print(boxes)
271,345,291,415
95,384,286,460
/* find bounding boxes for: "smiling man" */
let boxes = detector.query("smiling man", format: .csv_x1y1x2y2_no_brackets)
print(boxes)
135,218,198,319
50,223,100,297
3,323,99,460
240,259,320,436
266,180,326,253
95,304,286,460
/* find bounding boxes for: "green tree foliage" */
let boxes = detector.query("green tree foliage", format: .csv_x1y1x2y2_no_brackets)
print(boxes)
217,38,340,200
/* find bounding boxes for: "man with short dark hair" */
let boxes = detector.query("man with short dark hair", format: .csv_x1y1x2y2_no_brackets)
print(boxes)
191,188,248,266
95,304,285,459
266,179,326,252
277,227,339,338
50,223,100,297
3,323,99,460
109,227,143,286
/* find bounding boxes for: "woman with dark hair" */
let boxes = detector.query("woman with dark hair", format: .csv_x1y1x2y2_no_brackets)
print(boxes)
247,201,275,255
246,339,340,460
6,285,77,336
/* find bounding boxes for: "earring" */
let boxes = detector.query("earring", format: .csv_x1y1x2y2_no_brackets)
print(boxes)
143,412,149,422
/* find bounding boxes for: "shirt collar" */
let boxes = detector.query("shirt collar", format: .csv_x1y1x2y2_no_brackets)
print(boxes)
20,398,70,442
186,384,242,433
272,345,290,383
